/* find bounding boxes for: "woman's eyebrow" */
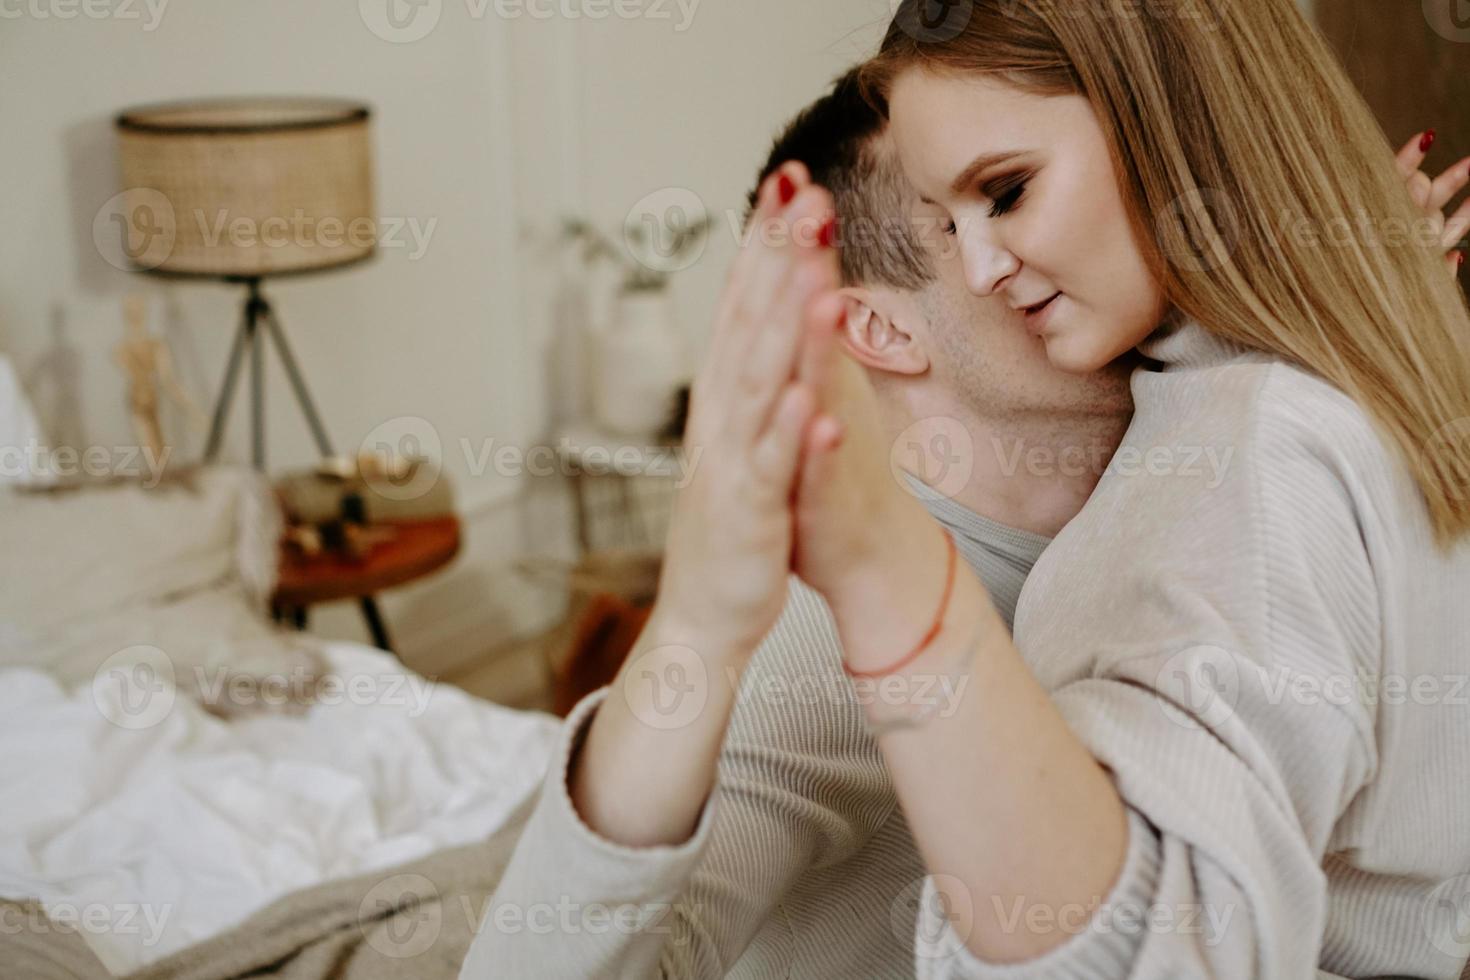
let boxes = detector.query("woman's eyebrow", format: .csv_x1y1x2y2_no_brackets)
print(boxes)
918,150,1028,205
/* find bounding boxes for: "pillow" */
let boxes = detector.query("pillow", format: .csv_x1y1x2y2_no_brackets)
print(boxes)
0,464,320,708
0,354,53,488
0,467,254,633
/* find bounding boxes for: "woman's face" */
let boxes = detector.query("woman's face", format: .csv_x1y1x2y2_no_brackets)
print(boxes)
888,68,1167,374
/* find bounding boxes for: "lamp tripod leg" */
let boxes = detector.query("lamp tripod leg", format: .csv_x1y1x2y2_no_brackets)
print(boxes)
261,304,336,459
250,302,264,471
203,305,254,464
360,596,394,654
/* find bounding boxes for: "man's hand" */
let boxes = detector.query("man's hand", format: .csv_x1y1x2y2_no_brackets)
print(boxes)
567,165,843,851
1396,130,1470,276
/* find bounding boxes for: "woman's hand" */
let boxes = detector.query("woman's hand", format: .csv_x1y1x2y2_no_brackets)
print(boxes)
1396,130,1470,275
652,163,843,660
785,293,966,674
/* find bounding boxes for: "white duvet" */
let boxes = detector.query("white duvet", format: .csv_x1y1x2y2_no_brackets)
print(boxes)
0,642,560,976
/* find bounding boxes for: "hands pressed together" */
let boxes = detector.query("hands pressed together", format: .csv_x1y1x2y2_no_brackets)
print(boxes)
655,163,941,671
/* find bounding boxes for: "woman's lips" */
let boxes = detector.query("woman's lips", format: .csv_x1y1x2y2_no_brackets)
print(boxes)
1023,292,1061,334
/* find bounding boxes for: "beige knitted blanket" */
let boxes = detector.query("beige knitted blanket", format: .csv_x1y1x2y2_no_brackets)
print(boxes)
1,794,535,980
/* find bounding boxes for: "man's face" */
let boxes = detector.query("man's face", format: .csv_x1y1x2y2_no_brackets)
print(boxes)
868,130,1135,422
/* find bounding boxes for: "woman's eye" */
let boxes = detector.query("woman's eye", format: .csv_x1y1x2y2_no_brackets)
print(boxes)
986,174,1032,218
942,219,957,236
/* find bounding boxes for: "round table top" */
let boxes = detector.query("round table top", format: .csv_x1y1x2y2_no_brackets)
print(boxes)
272,516,460,607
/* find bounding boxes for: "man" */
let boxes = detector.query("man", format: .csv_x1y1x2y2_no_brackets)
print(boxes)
461,67,1133,979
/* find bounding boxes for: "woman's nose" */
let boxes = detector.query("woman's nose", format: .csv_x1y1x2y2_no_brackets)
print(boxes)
960,227,1020,298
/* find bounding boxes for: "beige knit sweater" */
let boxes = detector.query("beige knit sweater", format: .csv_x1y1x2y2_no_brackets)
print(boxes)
914,321,1470,979
464,320,1470,979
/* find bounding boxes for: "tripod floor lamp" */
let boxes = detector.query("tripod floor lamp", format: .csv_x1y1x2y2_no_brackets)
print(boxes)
114,98,405,652
114,97,376,471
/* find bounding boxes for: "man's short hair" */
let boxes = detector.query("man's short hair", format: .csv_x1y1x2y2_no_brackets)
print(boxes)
748,68,935,292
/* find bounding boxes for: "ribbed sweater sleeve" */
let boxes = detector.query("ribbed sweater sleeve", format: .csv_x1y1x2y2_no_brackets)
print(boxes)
459,581,905,979
463,503,1045,979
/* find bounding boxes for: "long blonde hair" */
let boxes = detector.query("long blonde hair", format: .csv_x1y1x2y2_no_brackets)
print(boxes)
861,0,1470,546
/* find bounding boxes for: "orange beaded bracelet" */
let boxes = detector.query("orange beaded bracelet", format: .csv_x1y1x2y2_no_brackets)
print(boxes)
842,526,958,680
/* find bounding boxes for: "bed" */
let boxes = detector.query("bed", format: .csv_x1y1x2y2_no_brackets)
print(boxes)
0,387,560,976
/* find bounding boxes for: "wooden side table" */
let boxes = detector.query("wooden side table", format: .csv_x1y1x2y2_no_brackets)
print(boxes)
270,516,461,654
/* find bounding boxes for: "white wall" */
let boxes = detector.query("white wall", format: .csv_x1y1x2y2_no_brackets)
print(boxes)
0,0,892,672
0,2,528,507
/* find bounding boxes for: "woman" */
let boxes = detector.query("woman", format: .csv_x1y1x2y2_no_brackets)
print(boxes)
467,3,1470,977
772,1,1470,976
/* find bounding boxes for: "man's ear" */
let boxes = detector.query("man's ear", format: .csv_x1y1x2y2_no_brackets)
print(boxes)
836,286,930,377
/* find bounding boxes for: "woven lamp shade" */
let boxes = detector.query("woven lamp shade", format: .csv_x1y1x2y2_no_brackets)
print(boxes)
115,98,376,278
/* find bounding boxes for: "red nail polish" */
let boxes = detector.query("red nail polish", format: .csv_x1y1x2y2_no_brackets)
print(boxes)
818,216,838,249
1421,129,1436,153
777,174,796,206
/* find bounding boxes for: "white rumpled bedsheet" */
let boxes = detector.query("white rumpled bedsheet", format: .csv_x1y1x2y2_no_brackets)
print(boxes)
0,642,560,976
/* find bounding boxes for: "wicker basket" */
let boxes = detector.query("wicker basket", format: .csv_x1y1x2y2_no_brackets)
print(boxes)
115,97,375,278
